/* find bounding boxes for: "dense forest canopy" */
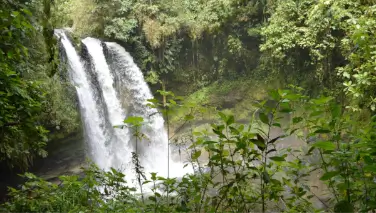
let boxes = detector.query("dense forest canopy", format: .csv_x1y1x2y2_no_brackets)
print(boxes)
51,0,376,107
1,0,376,212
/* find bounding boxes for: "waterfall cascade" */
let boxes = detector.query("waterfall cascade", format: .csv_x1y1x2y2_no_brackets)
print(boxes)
55,30,190,186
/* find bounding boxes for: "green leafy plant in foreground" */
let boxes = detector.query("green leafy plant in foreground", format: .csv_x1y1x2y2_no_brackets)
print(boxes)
2,88,376,213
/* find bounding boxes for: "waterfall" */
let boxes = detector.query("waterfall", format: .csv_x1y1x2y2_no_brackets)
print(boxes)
54,30,111,170
104,42,189,178
56,30,190,185
82,38,132,172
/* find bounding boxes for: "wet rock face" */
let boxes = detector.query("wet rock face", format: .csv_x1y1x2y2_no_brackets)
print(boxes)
0,132,85,202
31,132,86,180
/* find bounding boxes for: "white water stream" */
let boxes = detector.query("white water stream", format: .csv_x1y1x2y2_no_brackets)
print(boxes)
55,30,111,170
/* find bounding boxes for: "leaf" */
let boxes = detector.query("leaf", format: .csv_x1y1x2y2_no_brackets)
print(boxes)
226,115,235,126
312,97,333,105
269,90,280,100
184,114,194,121
307,195,314,199
334,200,354,213
257,134,264,142
149,196,156,201
229,126,239,134
192,150,201,160
272,123,281,127
150,172,157,180
290,128,299,135
269,156,285,161
203,141,217,145
169,99,177,105
320,171,340,180
336,183,348,190
147,98,159,104
363,165,376,173
279,108,293,113
268,136,281,144
262,171,270,184
284,93,302,101
314,129,331,134
307,146,315,155
259,113,269,125
142,180,151,185
266,149,277,154
312,141,336,150
292,117,303,124
124,116,144,126
331,104,341,119
218,112,227,122
251,139,266,151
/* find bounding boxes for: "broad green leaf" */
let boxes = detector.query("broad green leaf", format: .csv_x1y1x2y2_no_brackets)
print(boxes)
269,90,280,100
226,115,235,126
284,93,302,101
334,200,354,213
320,171,340,180
124,116,144,126
147,98,159,104
218,112,227,122
269,156,285,161
259,112,269,125
312,141,336,150
229,126,239,134
251,139,266,151
331,104,341,119
262,171,270,184
312,97,333,105
364,165,376,173
268,136,281,144
336,183,348,191
169,99,177,105
293,117,303,124
266,149,277,154
184,114,194,121
192,150,201,160
279,108,293,113
150,172,157,181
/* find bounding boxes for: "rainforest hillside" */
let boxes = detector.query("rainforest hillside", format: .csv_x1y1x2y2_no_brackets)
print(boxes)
0,0,376,212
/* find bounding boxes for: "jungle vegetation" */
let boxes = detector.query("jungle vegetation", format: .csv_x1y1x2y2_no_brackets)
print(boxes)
1,0,376,212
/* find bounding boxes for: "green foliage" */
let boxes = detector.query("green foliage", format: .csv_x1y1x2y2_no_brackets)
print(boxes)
0,89,330,212
3,87,376,212
261,0,376,110
0,0,81,169
0,1,48,169
2,0,376,211
53,0,265,93
1,164,139,212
